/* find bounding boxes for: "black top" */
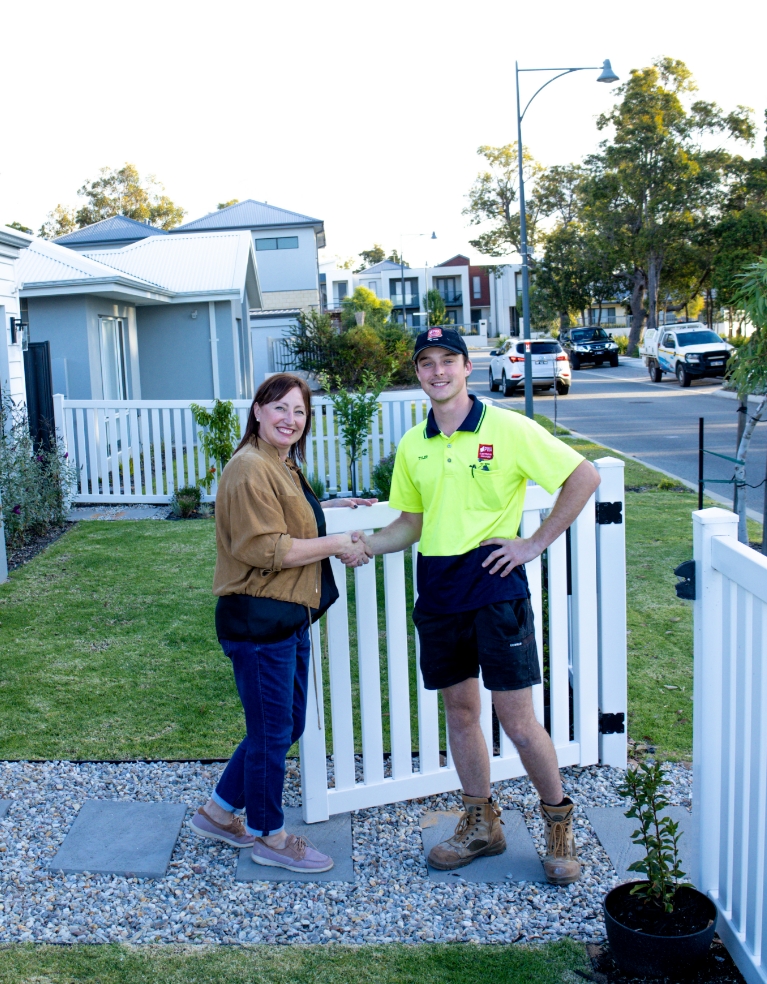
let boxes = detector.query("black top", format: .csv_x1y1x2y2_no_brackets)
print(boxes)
215,475,339,643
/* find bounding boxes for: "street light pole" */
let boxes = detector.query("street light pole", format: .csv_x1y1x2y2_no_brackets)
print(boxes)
399,232,437,330
514,58,619,419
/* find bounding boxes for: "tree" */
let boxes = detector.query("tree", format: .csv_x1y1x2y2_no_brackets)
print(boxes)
38,205,77,240
464,144,547,257
340,286,393,330
424,288,447,326
66,164,185,231
189,400,241,492
5,221,32,234
584,58,754,352
355,244,386,271
217,199,239,209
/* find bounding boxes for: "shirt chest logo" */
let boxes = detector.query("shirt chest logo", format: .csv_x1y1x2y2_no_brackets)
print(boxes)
478,444,494,461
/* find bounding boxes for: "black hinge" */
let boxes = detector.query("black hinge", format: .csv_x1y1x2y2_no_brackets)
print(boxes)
599,712,625,734
596,501,623,525
674,560,696,600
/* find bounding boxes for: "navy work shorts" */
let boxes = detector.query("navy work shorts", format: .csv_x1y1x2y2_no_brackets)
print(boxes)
413,598,541,692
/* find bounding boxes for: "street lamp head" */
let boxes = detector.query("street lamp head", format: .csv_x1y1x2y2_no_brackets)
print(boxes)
596,59,619,84
431,231,437,239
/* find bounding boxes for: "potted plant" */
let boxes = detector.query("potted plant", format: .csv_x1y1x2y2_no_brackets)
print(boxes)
604,761,717,979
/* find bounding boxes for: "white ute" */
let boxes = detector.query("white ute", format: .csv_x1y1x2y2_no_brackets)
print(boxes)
640,322,734,387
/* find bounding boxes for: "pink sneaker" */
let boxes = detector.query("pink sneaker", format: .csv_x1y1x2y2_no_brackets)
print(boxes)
250,834,334,873
189,806,256,848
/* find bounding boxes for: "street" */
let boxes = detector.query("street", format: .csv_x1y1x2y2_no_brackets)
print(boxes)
468,352,767,519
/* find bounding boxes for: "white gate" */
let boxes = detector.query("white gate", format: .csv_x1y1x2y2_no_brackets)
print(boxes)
54,390,431,503
693,508,767,984
299,457,627,822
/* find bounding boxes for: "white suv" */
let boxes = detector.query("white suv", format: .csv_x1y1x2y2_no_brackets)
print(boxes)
489,339,571,397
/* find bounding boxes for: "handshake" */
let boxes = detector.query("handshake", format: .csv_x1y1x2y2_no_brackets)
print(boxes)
335,531,374,568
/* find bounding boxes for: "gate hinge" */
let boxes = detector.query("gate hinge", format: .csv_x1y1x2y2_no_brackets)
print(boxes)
599,712,625,735
596,501,623,525
674,560,696,600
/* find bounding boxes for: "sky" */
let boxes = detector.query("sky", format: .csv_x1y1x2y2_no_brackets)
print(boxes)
2,0,764,268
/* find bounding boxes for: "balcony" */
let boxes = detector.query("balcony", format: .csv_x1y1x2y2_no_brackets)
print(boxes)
437,290,462,305
390,294,420,307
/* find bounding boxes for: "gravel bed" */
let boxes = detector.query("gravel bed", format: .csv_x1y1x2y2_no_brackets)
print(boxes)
0,760,692,946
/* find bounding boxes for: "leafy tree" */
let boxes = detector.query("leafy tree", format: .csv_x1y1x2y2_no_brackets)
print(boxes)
75,164,185,229
317,369,391,495
340,286,393,330
424,288,447,326
5,221,32,234
355,244,386,271
217,199,239,209
584,57,754,352
38,205,77,240
464,144,547,257
189,399,241,492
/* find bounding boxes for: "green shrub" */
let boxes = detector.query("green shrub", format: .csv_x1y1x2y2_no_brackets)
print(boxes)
189,400,240,491
305,471,326,500
170,485,202,518
726,332,749,348
0,394,78,550
372,450,397,501
613,334,630,354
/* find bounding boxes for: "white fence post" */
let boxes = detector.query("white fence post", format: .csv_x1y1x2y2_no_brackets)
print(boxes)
594,457,627,768
692,507,738,893
570,492,600,765
299,618,330,823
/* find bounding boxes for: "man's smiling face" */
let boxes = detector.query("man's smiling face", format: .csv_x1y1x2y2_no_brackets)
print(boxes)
415,346,472,403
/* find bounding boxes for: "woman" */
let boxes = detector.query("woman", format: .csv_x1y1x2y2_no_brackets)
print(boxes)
190,373,374,872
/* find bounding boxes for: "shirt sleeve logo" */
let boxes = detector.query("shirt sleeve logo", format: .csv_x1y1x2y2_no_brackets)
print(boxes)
478,444,494,461
427,327,443,340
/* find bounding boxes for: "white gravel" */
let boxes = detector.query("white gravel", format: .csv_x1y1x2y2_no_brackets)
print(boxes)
0,760,692,945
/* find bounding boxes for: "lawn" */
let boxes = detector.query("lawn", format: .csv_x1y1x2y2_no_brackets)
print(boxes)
0,940,590,983
1,425,758,762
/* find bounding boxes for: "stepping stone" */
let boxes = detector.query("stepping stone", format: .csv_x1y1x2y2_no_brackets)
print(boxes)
586,806,698,885
49,801,187,878
0,801,10,819
420,809,546,883
236,807,354,883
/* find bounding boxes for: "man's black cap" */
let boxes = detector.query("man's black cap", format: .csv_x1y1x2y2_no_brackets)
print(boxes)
412,326,469,362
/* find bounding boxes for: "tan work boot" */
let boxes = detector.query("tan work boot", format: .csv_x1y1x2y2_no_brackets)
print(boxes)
540,797,581,885
427,795,506,870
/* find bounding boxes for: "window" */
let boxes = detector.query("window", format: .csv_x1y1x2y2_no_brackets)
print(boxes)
472,276,481,299
662,333,675,348
334,281,348,305
99,317,127,400
516,341,560,354
605,307,616,323
255,236,299,250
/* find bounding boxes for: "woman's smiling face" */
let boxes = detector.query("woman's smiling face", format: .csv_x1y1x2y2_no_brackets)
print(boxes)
255,386,308,458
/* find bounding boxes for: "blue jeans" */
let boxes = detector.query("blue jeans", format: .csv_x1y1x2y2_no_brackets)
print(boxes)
213,626,310,836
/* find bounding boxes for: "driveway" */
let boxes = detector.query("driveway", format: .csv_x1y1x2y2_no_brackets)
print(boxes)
468,352,767,519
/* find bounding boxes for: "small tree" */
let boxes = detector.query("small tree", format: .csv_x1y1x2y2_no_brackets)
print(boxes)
727,257,767,543
318,369,391,495
189,399,241,492
424,288,447,326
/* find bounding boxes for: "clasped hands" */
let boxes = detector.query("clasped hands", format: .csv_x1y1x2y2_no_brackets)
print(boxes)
325,497,375,569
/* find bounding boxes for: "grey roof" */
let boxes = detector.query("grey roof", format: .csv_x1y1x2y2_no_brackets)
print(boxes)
357,260,404,274
173,199,323,233
54,214,169,246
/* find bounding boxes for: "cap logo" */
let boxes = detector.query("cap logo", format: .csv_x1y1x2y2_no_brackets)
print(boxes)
478,444,493,461
427,327,443,340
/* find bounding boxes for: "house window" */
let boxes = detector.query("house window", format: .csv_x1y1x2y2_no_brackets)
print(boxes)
99,317,127,400
334,282,348,306
472,276,481,299
254,236,299,251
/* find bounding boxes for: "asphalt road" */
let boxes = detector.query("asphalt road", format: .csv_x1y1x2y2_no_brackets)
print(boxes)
468,352,767,519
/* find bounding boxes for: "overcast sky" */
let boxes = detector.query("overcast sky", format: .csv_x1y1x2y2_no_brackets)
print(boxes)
2,0,764,268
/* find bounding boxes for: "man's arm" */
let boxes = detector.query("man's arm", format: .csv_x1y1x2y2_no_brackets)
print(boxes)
480,459,600,577
364,511,423,556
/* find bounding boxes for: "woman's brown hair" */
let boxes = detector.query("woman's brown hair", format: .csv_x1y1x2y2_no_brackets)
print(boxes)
235,373,313,463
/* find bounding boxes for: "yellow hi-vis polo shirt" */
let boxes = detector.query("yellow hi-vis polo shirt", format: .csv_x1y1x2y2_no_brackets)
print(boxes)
389,394,584,613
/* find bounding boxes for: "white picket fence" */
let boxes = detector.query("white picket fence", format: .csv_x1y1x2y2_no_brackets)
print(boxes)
693,508,767,984
299,457,627,822
53,390,430,503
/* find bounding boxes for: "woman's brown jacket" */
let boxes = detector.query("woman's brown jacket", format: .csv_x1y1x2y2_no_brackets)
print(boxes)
212,438,322,609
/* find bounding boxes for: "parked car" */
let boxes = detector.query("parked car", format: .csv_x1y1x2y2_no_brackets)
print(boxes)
560,327,619,369
488,339,571,396
639,322,734,387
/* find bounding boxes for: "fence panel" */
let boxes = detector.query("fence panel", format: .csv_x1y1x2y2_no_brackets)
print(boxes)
694,507,767,984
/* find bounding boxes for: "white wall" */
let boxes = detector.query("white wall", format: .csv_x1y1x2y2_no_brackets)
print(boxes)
0,234,29,404
252,225,319,294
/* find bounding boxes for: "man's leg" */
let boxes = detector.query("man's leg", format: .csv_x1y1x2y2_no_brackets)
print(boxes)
492,687,562,805
441,678,490,799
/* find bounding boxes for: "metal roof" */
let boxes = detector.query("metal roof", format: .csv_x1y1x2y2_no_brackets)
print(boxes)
55,215,169,246
17,238,164,289
357,260,406,274
173,199,323,233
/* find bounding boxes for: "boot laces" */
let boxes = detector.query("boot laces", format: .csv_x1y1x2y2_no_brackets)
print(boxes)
546,817,570,858
454,807,480,845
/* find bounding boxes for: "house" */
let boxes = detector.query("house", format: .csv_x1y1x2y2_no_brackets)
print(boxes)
319,254,521,340
18,231,260,401
0,226,31,405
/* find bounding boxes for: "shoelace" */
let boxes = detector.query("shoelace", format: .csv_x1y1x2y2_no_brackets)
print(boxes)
546,817,569,858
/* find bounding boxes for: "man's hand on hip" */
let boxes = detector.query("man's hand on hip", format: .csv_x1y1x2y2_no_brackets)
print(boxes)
480,537,538,577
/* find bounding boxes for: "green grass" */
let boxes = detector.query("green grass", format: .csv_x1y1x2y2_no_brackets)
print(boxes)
1,428,760,762
0,941,590,983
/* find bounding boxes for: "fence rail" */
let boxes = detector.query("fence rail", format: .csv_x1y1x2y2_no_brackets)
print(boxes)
54,391,433,503
694,508,767,984
299,457,626,821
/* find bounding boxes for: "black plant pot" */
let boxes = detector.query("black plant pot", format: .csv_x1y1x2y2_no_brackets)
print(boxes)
604,881,717,979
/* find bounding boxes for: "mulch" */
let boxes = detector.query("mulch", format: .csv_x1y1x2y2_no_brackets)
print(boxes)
581,937,746,983
6,523,75,572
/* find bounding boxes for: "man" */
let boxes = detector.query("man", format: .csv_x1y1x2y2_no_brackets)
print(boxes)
359,326,600,885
